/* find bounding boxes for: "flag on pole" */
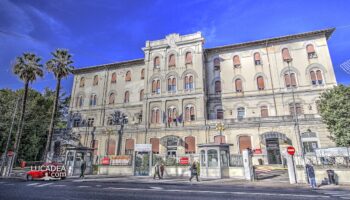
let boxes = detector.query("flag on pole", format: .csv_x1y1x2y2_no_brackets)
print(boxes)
177,113,183,123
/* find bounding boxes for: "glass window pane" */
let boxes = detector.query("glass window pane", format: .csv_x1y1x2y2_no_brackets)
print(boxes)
208,149,218,167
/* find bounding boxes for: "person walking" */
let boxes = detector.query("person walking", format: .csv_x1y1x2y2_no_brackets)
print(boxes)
306,163,317,189
153,162,161,179
160,163,165,178
79,158,86,179
189,162,199,182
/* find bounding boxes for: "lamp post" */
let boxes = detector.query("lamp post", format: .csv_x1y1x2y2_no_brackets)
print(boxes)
215,122,225,144
111,111,128,155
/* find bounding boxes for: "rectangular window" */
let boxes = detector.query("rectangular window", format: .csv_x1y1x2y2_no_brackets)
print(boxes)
88,118,94,127
73,119,81,127
303,141,318,153
217,110,224,120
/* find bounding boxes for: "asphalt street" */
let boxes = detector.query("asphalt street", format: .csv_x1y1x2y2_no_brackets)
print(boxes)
0,178,349,200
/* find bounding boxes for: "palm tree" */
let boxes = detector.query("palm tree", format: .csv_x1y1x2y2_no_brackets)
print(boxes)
11,53,43,173
43,49,74,161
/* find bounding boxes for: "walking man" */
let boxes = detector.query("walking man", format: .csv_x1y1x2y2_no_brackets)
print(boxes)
153,162,161,179
160,163,165,178
189,162,199,182
80,157,86,179
306,163,317,189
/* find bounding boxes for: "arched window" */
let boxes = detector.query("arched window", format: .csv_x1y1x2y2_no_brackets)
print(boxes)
90,94,97,106
214,58,220,70
150,138,160,154
124,91,129,103
93,75,99,86
215,81,221,94
260,106,268,118
239,136,252,154
254,52,261,65
233,55,241,68
289,103,303,116
79,77,85,87
156,80,160,94
109,93,115,104
306,44,317,59
185,136,195,154
235,79,242,92
185,105,195,121
257,76,265,90
185,52,192,64
310,69,323,85
125,71,131,82
152,80,157,94
168,54,176,68
151,108,161,124
111,72,116,83
154,57,160,69
107,139,115,155
237,107,245,119
282,48,292,62
168,77,176,92
140,69,145,80
184,75,194,90
216,109,224,119
140,89,144,101
284,73,297,88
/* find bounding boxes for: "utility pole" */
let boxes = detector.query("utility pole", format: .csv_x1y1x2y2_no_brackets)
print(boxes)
0,97,20,177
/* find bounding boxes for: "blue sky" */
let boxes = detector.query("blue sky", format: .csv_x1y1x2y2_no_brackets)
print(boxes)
1,0,350,95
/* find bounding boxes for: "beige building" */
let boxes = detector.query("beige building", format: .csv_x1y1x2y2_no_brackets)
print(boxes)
69,28,337,165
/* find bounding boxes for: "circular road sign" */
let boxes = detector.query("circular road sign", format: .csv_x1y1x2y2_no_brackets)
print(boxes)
287,146,296,156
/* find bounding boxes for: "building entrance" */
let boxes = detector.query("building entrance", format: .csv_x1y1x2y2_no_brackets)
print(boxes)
266,138,282,164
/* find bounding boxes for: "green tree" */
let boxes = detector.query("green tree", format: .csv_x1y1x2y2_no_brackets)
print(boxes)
11,53,43,171
43,49,74,161
319,84,350,146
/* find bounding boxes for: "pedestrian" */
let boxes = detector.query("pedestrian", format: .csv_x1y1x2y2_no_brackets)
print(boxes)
80,157,86,179
189,162,199,182
153,162,161,179
160,163,165,178
306,163,317,189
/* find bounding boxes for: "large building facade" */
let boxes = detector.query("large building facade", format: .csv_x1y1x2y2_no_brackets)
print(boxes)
69,28,336,165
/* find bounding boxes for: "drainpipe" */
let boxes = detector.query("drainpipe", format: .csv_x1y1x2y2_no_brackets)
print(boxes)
265,41,278,116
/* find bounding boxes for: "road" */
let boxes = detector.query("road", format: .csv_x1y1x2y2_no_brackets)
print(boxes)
0,178,349,200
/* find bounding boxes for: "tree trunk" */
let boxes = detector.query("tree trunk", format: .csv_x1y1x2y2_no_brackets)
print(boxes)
10,81,29,173
43,78,61,162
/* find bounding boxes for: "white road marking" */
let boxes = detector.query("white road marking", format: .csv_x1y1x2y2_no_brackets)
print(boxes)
4,183,15,186
78,185,91,188
52,184,66,187
27,183,39,186
96,185,101,187
150,187,163,190
36,183,53,187
103,187,330,198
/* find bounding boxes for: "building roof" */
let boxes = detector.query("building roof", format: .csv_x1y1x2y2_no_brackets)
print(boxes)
205,28,335,54
72,28,335,74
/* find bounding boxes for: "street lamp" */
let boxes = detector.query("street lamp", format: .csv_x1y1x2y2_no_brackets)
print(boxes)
111,110,128,155
215,122,225,144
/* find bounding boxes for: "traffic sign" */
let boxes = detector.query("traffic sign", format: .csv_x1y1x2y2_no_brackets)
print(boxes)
287,146,296,156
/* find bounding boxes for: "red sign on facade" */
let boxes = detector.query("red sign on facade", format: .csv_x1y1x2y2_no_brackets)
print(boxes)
179,157,189,165
101,157,110,165
287,146,296,156
253,148,262,154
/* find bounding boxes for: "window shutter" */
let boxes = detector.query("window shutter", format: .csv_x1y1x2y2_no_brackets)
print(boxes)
107,139,116,155
140,90,144,101
150,138,160,153
172,78,176,86
215,81,221,93
185,52,192,64
233,55,241,66
152,80,156,93
125,71,131,81
185,107,190,121
154,57,160,67
316,70,322,81
93,75,98,85
125,139,134,151
214,58,220,67
156,109,160,123
260,106,268,118
156,80,160,91
185,136,195,153
290,73,297,86
169,54,176,67
111,73,116,83
141,69,145,79
254,52,261,61
310,71,316,84
306,44,315,53
282,48,291,61
189,76,193,84
235,79,242,92
257,76,265,90
239,136,252,154
109,93,115,104
284,74,291,87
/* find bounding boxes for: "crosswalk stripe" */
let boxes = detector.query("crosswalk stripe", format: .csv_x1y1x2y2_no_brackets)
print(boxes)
36,183,53,187
27,183,39,186
78,185,90,188
52,184,66,187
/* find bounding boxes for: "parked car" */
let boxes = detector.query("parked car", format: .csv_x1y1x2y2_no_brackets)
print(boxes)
26,162,66,181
